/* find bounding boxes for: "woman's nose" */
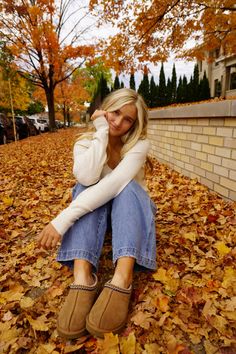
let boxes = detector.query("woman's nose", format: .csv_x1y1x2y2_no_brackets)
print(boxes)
114,116,123,127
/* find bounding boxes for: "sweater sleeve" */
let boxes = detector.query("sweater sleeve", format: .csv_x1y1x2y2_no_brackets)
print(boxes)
73,116,109,186
51,139,150,236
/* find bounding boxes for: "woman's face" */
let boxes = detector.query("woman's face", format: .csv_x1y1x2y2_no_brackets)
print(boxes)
106,103,137,137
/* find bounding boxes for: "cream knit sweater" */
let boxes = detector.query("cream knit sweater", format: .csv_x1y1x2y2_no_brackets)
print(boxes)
51,116,150,236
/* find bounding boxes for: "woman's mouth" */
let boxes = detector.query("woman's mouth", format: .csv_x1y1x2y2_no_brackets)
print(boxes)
110,123,119,131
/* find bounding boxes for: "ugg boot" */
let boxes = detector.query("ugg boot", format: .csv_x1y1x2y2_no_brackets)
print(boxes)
57,274,98,339
86,281,132,338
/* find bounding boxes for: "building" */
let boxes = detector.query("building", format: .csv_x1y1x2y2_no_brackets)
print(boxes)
198,49,236,99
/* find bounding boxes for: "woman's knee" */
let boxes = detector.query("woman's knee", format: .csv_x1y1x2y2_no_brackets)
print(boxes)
113,180,143,202
72,183,87,199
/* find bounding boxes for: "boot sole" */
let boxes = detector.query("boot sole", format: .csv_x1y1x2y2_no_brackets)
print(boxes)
57,327,88,339
86,319,125,339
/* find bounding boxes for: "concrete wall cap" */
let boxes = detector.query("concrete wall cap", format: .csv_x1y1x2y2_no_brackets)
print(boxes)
148,100,236,119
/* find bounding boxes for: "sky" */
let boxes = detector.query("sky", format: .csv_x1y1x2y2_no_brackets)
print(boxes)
62,1,196,87
118,59,195,88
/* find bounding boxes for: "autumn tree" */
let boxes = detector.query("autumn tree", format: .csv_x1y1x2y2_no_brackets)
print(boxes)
150,76,159,108
129,69,136,91
171,64,177,104
27,100,45,116
138,66,150,106
54,75,91,126
158,63,166,107
166,78,172,105
193,64,200,101
114,75,121,90
199,71,211,100
82,59,112,101
0,42,31,113
90,1,236,66
182,75,188,103
177,77,183,103
0,0,94,130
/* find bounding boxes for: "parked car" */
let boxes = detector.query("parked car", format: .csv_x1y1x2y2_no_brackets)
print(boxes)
0,113,19,144
25,116,38,136
11,115,39,139
55,120,64,129
28,116,49,132
12,115,29,139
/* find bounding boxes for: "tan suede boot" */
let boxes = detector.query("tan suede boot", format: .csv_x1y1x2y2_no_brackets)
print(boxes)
86,281,132,338
57,274,98,339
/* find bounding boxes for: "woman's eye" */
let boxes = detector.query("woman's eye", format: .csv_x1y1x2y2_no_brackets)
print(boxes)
126,118,133,123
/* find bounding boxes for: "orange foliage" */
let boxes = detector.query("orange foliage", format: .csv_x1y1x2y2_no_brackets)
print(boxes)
0,0,95,125
90,0,236,68
54,77,91,112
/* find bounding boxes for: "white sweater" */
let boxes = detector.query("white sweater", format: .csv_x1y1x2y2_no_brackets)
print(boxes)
51,116,150,236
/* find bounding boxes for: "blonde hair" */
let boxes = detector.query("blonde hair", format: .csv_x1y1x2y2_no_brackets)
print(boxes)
77,88,148,158
101,88,148,156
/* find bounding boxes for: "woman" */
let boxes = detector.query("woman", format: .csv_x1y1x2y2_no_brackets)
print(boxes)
37,88,157,339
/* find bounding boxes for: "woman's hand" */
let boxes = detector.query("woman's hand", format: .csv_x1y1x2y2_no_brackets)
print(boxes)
37,223,61,250
91,110,107,121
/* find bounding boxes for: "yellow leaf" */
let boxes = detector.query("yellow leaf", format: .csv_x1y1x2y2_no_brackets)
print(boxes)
153,268,179,293
2,196,14,207
221,311,236,321
64,344,84,353
35,257,49,269
157,295,169,312
11,230,20,238
97,333,119,354
22,209,32,219
210,315,227,334
0,286,24,302
0,327,19,341
214,241,231,256
222,267,236,288
20,296,34,308
183,232,197,242
144,343,160,354
203,340,218,354
41,160,48,167
26,314,49,331
36,344,57,354
120,333,136,354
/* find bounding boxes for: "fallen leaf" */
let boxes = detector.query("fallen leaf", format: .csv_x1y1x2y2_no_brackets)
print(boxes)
119,332,136,354
97,333,119,353
20,296,35,309
26,314,49,331
131,311,153,329
214,241,231,256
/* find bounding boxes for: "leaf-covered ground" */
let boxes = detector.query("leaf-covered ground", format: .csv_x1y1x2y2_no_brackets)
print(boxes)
0,128,235,354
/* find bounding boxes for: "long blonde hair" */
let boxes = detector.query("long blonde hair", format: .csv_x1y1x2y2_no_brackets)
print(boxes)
78,88,148,158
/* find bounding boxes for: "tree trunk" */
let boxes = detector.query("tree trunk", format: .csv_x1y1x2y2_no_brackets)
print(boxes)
45,64,57,131
66,107,70,127
45,86,57,131
62,102,66,127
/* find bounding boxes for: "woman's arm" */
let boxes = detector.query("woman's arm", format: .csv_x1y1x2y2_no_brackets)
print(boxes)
51,139,150,236
73,116,109,186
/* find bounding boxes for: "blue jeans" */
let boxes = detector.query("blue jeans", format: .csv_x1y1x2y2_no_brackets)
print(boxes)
57,180,157,271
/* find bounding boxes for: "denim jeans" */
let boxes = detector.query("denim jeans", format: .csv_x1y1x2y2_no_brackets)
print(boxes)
57,180,157,271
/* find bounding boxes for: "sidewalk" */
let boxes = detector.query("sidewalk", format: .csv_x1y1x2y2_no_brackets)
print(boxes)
0,128,235,353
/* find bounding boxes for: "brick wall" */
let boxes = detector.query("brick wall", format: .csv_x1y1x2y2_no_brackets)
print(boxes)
147,100,236,200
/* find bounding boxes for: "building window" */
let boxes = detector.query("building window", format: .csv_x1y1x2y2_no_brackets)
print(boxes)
214,79,221,97
230,73,236,90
